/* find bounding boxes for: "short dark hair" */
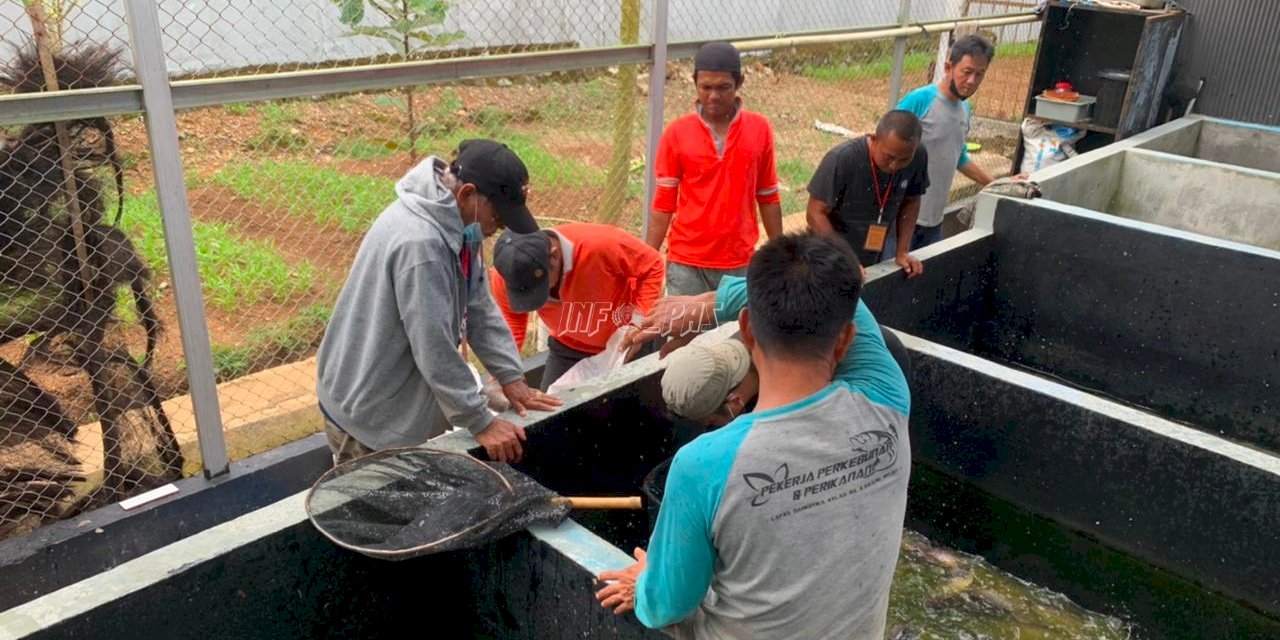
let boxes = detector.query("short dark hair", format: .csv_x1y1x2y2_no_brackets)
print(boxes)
949,34,995,65
745,233,861,360
875,110,922,143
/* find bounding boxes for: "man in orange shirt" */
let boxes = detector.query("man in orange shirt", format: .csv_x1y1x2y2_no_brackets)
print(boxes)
491,223,665,390
646,41,783,296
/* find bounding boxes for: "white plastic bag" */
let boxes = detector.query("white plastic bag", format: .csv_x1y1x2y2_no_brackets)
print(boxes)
1020,117,1087,172
546,326,632,396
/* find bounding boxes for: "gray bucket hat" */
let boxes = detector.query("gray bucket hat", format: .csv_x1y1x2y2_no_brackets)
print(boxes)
661,340,751,420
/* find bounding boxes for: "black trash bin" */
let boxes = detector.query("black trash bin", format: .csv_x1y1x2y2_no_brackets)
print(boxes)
640,456,673,534
1096,68,1131,129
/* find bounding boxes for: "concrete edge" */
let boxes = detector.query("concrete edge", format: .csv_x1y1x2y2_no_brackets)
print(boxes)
865,227,994,278
0,486,640,638
892,330,1280,476
1197,116,1280,134
993,196,1280,260
1124,146,1280,181
0,492,307,637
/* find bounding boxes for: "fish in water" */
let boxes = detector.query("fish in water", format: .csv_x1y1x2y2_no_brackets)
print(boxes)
967,587,1016,615
886,625,922,640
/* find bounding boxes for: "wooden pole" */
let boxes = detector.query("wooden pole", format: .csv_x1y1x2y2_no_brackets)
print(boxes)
24,2,96,303
599,0,641,225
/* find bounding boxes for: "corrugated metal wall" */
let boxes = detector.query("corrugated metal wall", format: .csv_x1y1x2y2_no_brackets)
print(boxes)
1172,0,1280,126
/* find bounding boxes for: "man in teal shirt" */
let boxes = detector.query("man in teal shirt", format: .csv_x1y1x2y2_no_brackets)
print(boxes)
597,233,910,640
890,35,998,253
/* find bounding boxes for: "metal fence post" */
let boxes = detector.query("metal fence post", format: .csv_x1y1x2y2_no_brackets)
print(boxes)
125,0,230,478
641,0,669,241
888,0,913,109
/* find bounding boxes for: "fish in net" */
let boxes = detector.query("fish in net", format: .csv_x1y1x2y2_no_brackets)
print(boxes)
306,447,639,560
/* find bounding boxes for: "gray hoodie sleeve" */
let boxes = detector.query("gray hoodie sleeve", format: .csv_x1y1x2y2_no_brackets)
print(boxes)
466,267,526,386
395,259,495,435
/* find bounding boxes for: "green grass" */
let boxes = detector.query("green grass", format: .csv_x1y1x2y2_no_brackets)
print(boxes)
407,125,603,187
246,102,309,152
114,287,138,325
777,157,814,215
124,192,315,311
224,102,252,117
995,41,1038,58
330,137,402,160
502,131,603,187
526,77,610,126
803,50,935,83
209,304,331,382
212,160,395,233
800,39,1035,84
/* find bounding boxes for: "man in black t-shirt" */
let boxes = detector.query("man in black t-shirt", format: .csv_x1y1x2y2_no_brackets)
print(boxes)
806,110,929,278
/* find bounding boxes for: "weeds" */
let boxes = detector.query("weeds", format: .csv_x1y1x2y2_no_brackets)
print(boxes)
803,51,935,83
125,192,315,311
209,304,331,382
776,157,814,215
330,137,400,160
224,102,251,117
212,160,393,233
246,102,309,152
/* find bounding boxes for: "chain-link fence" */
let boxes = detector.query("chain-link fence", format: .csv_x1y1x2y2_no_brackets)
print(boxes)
0,0,1036,541
0,1,177,540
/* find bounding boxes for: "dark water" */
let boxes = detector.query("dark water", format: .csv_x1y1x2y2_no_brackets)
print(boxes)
890,530,1130,639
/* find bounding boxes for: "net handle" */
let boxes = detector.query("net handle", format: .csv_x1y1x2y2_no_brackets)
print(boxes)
552,496,643,510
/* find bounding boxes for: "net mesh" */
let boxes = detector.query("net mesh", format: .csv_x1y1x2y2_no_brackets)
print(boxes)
306,447,571,560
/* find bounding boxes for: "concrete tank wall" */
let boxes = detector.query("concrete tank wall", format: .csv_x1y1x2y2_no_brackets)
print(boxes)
1195,121,1280,174
1109,150,1280,251
898,333,1280,625
1029,117,1280,253
12,511,662,640
1032,151,1125,215
864,201,1280,455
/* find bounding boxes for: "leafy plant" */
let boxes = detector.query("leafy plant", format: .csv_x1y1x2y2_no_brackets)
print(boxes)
331,0,466,161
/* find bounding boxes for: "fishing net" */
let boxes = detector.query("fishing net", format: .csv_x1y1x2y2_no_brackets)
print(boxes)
305,447,572,560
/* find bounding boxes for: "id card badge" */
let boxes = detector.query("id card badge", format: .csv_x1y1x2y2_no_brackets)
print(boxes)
863,223,888,253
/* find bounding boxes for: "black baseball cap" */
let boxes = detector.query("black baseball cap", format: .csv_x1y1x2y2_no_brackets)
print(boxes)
493,229,551,312
694,41,741,76
451,139,538,233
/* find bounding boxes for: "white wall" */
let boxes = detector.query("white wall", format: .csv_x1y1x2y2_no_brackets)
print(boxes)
1,0,980,77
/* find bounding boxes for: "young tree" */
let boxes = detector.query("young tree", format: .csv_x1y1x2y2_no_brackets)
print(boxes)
332,0,465,162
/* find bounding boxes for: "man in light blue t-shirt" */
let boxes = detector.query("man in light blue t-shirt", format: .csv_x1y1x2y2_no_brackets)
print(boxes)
891,35,999,254
597,233,910,640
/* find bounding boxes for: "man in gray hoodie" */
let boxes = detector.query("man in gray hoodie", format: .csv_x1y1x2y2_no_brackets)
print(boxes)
317,139,561,465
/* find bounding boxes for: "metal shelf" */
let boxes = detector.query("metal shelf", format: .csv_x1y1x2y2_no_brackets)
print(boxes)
1027,114,1117,135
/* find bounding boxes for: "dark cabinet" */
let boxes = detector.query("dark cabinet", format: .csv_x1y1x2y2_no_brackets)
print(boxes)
1013,1,1185,171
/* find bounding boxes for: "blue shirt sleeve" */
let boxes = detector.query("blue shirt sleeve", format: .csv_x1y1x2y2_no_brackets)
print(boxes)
957,101,973,168
716,275,907,413
714,275,749,325
634,426,747,628
896,85,936,119
834,300,910,415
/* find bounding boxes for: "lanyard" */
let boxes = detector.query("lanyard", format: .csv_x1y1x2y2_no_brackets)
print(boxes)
868,143,896,224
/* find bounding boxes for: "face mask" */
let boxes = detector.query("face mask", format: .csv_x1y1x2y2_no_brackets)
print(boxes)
462,221,483,245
